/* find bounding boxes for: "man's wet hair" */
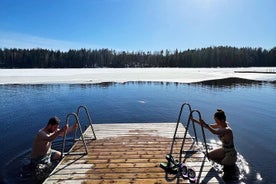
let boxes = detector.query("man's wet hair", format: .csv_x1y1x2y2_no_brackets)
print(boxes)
47,116,61,125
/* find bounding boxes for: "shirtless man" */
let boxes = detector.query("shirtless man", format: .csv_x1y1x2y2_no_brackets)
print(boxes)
191,109,237,166
30,116,77,165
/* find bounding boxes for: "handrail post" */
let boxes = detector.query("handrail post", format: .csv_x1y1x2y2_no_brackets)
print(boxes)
178,116,192,164
76,105,97,141
201,121,209,159
61,112,88,157
178,109,209,164
191,115,198,144
169,103,192,156
191,110,209,157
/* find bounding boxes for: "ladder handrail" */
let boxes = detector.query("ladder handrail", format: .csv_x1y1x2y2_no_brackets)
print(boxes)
76,105,96,141
178,109,209,164
190,109,209,158
61,112,88,157
169,102,192,156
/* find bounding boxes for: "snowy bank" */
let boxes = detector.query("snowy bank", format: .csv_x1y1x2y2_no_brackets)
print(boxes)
0,67,275,84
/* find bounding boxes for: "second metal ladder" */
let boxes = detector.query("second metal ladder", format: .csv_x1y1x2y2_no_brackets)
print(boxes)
169,103,209,163
61,105,96,157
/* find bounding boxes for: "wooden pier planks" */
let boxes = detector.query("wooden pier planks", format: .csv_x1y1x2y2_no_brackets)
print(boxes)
43,123,224,184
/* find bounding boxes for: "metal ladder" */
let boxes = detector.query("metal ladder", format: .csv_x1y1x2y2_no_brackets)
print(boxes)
61,112,88,156
74,105,97,141
169,102,195,157
178,109,209,164
61,105,96,157
169,103,209,163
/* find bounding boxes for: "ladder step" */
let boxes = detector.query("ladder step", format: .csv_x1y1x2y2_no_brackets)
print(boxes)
182,149,200,154
62,152,88,156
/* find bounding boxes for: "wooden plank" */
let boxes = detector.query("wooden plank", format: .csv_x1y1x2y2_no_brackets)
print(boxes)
43,123,224,184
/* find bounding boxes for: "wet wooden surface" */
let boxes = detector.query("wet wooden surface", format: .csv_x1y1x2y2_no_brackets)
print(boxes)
43,123,224,184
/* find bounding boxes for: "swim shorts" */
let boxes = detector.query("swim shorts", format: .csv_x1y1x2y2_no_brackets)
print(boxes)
31,149,59,165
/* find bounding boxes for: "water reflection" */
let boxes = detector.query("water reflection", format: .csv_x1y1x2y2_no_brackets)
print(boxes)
2,78,273,90
67,81,182,88
0,84,64,91
65,78,276,89
190,77,268,89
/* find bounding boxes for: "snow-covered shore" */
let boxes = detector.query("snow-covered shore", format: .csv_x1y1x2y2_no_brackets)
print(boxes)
0,67,275,84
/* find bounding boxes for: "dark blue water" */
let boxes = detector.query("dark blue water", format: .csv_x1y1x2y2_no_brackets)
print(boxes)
0,78,275,183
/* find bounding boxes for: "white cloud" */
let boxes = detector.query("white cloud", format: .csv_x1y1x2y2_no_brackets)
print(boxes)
0,31,100,51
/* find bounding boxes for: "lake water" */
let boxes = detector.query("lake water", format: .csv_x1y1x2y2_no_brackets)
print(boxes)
0,78,275,184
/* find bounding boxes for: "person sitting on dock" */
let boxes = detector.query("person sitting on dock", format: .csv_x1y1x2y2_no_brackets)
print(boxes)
30,116,78,166
191,109,237,167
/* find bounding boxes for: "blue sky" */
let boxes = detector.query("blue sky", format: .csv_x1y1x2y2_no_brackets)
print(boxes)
0,0,275,51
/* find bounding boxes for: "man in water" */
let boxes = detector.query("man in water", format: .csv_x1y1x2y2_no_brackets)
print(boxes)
30,116,78,165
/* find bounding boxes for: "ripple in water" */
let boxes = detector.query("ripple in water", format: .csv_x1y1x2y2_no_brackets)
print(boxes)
206,140,263,184
2,140,73,184
2,149,36,184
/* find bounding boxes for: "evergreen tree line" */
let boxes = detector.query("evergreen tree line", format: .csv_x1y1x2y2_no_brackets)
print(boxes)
0,46,275,68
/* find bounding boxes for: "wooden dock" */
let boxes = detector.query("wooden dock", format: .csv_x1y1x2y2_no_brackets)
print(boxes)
43,123,224,184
